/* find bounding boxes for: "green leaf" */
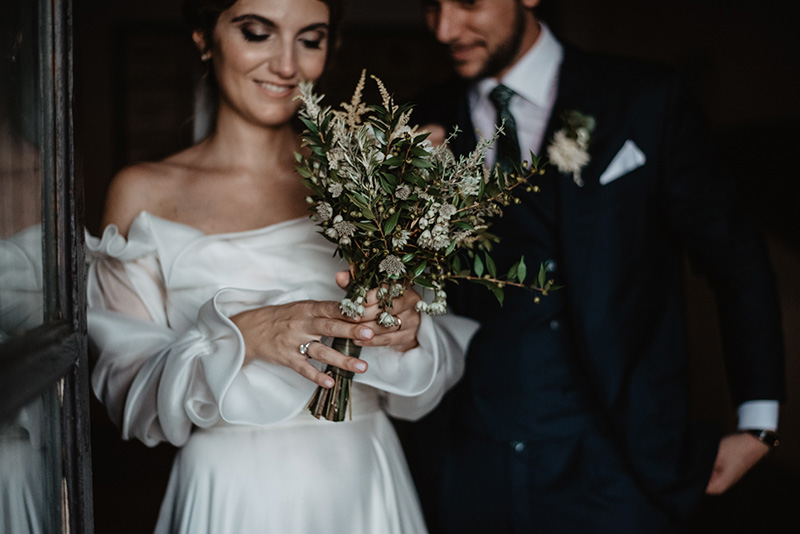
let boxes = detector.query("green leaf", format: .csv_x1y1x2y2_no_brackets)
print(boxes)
353,221,379,232
517,256,527,283
416,277,434,288
383,210,401,234
537,262,546,288
413,260,428,278
384,156,404,167
381,172,398,187
379,175,394,195
507,262,518,281
485,252,496,278
474,254,484,277
413,132,432,144
402,252,416,263
411,158,434,169
299,117,318,133
491,284,504,306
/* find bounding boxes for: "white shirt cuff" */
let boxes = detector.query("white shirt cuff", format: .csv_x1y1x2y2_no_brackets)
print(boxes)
737,400,779,431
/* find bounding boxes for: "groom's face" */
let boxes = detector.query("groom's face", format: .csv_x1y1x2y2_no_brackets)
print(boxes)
423,0,539,80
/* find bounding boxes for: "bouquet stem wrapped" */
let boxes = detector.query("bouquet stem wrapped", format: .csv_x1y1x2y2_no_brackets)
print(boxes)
306,336,358,421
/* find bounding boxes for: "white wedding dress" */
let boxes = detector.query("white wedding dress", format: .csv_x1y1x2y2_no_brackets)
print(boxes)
86,212,477,534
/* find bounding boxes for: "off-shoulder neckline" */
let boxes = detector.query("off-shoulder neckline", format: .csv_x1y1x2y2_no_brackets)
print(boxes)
133,211,311,238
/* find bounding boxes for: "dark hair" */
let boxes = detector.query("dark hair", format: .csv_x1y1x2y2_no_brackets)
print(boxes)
182,0,342,58
181,0,342,139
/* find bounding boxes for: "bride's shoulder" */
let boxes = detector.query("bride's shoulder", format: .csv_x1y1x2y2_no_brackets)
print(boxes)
102,158,188,236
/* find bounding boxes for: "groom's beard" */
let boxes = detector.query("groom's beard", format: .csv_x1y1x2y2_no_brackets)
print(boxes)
472,3,527,81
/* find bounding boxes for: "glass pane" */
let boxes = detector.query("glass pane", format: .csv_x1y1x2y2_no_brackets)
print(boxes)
1,0,44,337
0,0,65,532
0,387,62,533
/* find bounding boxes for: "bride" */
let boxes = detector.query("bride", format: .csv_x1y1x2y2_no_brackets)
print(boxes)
86,0,476,532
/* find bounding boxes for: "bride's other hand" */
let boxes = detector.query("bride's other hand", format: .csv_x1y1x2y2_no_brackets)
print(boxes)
335,272,422,353
231,301,373,388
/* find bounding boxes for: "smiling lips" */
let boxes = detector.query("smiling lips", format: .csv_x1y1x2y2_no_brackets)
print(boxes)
256,80,296,97
448,41,483,63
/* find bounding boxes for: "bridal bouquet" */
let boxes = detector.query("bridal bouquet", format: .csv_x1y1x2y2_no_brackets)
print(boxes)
296,71,555,421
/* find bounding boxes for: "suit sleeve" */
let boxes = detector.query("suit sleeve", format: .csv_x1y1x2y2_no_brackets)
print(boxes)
657,74,785,405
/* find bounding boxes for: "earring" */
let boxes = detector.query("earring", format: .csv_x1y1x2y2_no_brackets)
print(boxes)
201,51,211,62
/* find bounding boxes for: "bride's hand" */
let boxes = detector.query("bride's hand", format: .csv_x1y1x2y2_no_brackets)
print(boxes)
335,272,422,353
231,300,373,388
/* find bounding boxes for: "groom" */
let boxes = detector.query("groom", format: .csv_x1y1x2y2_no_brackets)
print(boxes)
401,1,786,532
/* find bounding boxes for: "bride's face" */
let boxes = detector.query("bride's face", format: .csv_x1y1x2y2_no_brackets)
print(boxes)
206,0,330,127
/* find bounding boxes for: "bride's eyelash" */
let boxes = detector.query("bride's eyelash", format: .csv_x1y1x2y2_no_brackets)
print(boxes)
241,27,269,42
301,38,323,50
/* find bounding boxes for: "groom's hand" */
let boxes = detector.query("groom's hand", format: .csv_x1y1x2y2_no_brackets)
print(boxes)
705,432,770,494
421,123,447,148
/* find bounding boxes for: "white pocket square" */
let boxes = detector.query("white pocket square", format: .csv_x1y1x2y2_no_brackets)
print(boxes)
599,139,646,185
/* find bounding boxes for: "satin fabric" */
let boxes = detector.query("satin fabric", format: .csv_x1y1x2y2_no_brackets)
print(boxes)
86,212,477,534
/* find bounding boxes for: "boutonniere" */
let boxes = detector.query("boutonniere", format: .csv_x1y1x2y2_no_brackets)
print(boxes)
547,110,596,187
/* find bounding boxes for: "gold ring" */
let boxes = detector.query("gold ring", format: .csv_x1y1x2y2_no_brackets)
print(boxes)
394,316,402,330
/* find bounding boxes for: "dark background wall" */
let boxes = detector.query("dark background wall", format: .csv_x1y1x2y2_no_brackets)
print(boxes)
75,1,799,532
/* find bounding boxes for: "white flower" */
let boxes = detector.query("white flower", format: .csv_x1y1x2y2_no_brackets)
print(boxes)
438,203,457,221
547,130,591,187
547,110,595,187
459,174,481,196
392,229,410,248
339,298,364,318
390,283,405,297
418,229,433,248
379,255,406,277
328,182,344,198
327,148,344,170
431,224,450,250
333,218,356,244
378,311,399,328
395,185,411,200
427,301,447,315
316,202,333,221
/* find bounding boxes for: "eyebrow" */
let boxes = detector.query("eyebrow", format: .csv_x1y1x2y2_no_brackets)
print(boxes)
230,14,329,33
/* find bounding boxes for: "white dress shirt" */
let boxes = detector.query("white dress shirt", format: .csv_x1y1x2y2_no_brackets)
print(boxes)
466,24,779,433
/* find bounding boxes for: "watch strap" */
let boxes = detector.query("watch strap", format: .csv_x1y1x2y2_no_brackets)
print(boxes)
742,429,780,450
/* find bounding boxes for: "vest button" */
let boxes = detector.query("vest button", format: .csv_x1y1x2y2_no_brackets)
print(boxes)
549,319,560,331
545,259,558,272
511,440,526,453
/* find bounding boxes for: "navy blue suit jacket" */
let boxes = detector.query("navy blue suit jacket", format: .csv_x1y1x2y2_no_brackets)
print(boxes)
405,45,785,524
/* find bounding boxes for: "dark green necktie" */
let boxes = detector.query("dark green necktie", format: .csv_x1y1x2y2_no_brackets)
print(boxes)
489,84,521,174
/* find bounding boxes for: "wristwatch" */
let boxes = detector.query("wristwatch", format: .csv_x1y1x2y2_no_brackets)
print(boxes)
741,429,780,451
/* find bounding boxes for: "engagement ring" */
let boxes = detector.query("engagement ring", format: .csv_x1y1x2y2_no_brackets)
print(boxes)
299,339,320,356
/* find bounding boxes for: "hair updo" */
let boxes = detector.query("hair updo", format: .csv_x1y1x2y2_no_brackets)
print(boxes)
181,0,342,57
181,0,342,139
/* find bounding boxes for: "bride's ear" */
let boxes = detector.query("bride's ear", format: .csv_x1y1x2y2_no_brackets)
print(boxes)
192,30,211,61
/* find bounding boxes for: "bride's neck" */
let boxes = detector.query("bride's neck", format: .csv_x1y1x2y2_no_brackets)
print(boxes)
201,111,300,172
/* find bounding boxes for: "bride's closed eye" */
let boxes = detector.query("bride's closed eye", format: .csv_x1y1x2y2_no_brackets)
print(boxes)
298,31,327,50
240,24,271,42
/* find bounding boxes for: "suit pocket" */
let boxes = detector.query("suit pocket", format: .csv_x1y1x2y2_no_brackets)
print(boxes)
599,139,646,185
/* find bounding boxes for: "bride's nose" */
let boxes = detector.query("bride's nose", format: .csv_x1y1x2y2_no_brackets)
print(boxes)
269,39,298,78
